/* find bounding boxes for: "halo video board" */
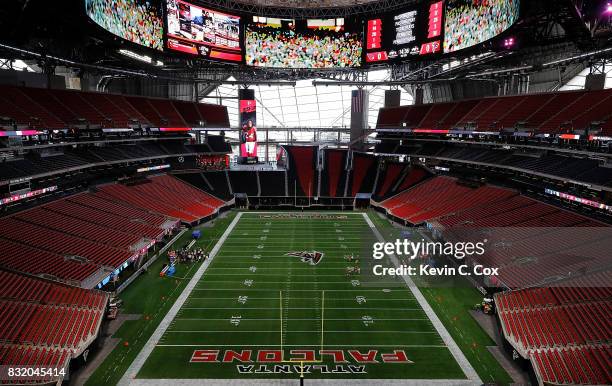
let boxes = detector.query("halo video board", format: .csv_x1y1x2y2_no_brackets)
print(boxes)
166,0,242,62
245,16,362,68
364,1,444,63
85,0,164,51
444,0,520,54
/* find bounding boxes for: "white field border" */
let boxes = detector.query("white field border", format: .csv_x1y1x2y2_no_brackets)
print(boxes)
362,212,482,384
119,211,481,386
118,212,244,385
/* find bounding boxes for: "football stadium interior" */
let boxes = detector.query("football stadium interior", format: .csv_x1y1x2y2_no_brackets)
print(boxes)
0,0,611,385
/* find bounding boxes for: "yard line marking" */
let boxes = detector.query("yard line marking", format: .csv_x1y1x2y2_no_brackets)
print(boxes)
165,330,438,333
195,281,400,284
186,297,416,301
155,344,448,348
191,289,415,292
279,290,283,360
320,290,324,352
206,267,356,270
179,307,423,310
202,273,355,277
174,318,430,321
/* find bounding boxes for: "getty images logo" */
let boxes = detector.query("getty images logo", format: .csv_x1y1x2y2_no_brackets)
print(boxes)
372,239,487,260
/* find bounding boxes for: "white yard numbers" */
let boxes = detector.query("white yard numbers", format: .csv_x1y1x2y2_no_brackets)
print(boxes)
362,315,374,326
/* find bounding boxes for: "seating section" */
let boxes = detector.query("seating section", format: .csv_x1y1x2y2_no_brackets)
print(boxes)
65,194,168,231
495,286,611,385
14,208,141,250
0,345,72,383
373,164,431,201
375,142,612,187
0,269,108,384
0,84,230,128
0,140,229,184
0,174,227,286
0,217,132,270
152,174,225,208
68,193,167,227
376,88,612,135
0,238,100,285
98,175,226,223
379,176,608,289
380,176,516,224
531,347,611,386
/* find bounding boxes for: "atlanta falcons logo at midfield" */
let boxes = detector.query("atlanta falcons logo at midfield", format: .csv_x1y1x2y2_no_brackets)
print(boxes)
285,251,324,265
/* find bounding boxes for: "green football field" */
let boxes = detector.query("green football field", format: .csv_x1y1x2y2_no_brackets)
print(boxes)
129,212,476,382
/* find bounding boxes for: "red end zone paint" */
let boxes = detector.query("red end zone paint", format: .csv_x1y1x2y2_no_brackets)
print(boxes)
190,349,413,364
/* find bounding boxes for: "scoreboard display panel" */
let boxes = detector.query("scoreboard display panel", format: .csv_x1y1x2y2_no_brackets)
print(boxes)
166,0,242,62
365,1,443,64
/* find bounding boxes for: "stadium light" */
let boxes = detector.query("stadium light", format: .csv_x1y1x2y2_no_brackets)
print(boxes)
118,49,163,67
606,2,612,14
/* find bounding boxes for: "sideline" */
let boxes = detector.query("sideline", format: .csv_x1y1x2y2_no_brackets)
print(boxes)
361,212,482,384
117,212,244,385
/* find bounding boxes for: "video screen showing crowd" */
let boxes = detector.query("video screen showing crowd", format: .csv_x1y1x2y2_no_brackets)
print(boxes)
245,17,363,68
444,0,520,53
85,0,164,50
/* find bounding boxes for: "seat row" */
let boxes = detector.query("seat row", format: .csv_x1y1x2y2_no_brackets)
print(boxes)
377,88,612,134
0,84,229,128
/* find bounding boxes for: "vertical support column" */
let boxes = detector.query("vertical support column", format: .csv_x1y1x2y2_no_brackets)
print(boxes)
265,128,269,164
350,88,369,151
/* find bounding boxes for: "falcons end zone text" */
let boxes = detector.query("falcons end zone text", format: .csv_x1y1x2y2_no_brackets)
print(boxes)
190,349,413,374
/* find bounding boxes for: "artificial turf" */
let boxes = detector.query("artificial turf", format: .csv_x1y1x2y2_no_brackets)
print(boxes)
366,211,513,384
134,212,468,380
86,209,512,384
84,212,237,386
